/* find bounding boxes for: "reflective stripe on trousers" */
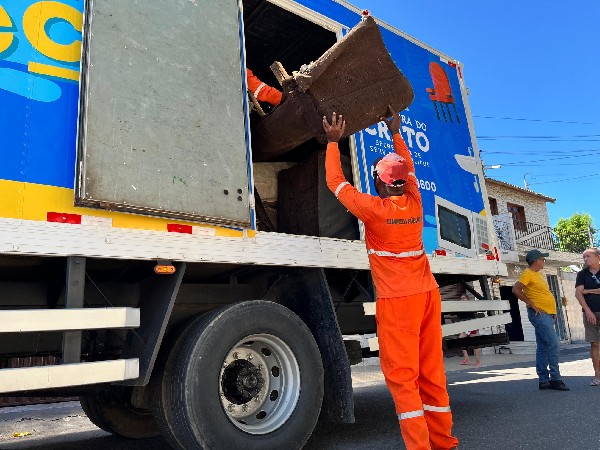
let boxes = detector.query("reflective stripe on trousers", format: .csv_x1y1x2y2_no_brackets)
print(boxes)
397,405,451,421
367,249,424,258
423,404,451,413
398,409,424,420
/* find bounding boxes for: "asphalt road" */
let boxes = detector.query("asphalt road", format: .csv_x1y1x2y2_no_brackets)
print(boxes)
1,346,598,450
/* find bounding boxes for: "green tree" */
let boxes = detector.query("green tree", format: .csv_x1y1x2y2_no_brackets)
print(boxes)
554,212,596,253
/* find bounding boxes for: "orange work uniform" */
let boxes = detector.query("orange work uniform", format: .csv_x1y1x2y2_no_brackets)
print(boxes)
245,68,282,106
326,133,458,450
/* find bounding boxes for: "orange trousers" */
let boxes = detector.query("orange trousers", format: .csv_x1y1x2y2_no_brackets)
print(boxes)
376,289,458,450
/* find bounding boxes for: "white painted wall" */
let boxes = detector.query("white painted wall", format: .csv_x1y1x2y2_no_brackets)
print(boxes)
560,271,586,343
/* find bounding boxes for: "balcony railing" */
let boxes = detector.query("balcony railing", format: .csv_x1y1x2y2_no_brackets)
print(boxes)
513,220,593,253
512,220,559,251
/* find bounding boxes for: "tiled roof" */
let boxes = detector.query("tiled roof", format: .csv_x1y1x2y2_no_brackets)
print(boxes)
485,178,556,203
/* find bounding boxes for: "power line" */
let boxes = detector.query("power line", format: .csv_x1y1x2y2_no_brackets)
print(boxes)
482,148,600,155
488,161,599,167
529,174,599,185
479,134,600,139
493,152,599,166
473,115,594,125
479,138,600,142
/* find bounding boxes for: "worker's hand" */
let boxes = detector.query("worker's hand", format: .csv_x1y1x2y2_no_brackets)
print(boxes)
585,308,598,325
531,304,542,315
381,105,400,135
323,112,346,143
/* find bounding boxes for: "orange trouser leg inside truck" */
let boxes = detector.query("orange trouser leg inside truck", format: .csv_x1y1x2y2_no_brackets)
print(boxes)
376,290,458,450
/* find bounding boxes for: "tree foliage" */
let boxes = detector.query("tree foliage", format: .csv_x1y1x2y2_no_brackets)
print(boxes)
554,212,596,253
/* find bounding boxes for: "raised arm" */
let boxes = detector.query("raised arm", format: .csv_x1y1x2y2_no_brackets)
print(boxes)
323,113,378,223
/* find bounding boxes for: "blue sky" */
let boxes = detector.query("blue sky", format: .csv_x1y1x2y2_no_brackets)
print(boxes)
357,0,600,228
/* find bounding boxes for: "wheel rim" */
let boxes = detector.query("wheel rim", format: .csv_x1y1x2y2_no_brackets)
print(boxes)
219,333,300,434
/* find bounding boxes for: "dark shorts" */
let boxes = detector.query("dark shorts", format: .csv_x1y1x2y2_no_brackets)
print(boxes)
583,311,600,342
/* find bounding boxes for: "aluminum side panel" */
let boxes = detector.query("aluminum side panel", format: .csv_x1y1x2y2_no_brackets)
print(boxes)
77,0,251,226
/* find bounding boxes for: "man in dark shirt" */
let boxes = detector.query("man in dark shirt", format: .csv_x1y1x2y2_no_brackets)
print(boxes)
575,248,600,386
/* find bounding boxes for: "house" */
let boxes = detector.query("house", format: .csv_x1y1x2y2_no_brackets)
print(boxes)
485,178,586,352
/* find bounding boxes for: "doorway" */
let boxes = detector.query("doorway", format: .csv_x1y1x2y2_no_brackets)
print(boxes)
547,275,568,340
500,286,524,341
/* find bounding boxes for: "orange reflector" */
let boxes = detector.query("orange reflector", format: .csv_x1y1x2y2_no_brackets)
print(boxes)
154,265,176,275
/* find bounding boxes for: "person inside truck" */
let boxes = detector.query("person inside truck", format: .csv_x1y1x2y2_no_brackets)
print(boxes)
246,68,282,106
323,109,459,450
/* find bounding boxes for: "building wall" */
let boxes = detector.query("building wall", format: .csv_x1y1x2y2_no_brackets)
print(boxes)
486,182,551,227
560,271,586,343
503,263,570,343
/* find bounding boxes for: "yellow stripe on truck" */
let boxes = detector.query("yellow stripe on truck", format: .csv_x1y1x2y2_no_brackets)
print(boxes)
28,62,79,81
0,180,251,237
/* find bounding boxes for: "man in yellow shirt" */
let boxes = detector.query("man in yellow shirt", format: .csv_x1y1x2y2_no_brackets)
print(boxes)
513,249,570,391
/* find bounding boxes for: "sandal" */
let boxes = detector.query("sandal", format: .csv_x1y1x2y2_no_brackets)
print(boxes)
590,378,600,386
473,362,481,367
460,359,470,365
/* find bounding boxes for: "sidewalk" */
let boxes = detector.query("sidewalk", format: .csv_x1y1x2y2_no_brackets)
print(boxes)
350,342,590,387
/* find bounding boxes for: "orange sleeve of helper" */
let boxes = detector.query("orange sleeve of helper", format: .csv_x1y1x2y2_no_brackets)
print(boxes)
392,133,420,200
245,68,282,106
325,142,380,224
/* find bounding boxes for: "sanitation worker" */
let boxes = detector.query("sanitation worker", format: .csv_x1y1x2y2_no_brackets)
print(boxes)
323,109,459,450
246,68,282,106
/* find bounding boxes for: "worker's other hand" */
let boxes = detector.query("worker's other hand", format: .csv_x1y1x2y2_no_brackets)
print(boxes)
532,305,542,315
381,105,400,135
585,308,598,325
323,112,346,143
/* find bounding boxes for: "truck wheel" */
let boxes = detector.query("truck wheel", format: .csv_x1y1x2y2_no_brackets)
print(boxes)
80,387,159,439
151,315,211,449
159,301,324,450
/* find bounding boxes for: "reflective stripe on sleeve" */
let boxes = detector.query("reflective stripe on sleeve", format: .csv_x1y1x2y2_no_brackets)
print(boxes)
408,171,416,178
423,404,451,413
253,83,266,98
367,249,424,258
334,182,350,198
398,409,424,420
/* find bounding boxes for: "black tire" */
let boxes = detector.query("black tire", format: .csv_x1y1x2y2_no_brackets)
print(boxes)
151,314,218,450
80,386,159,439
160,301,324,450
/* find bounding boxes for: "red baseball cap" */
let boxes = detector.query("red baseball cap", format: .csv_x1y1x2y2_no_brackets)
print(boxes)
374,153,409,185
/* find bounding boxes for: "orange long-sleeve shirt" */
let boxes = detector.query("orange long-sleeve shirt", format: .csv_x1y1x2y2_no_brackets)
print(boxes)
325,133,438,298
246,68,282,106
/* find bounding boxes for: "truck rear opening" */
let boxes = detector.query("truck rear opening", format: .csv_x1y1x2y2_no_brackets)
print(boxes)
243,0,362,239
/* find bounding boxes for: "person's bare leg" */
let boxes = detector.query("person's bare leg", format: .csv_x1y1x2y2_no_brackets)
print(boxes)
591,342,600,380
474,348,481,365
461,349,470,363
459,333,470,364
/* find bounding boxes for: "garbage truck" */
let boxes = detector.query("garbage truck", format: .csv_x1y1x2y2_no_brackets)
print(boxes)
0,0,511,448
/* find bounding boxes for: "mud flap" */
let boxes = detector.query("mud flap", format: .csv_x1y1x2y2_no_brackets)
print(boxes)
264,268,355,424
